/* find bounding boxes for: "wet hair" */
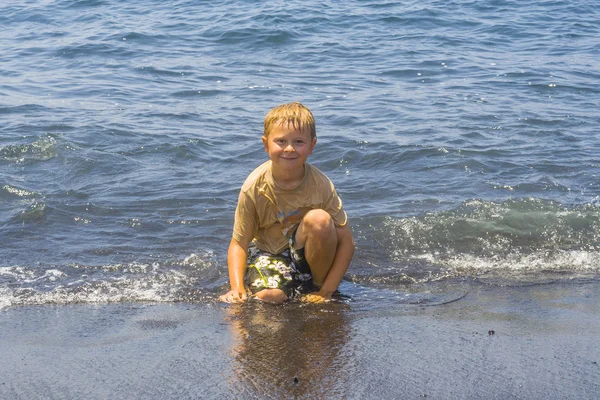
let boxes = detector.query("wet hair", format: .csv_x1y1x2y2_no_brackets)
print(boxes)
263,102,316,140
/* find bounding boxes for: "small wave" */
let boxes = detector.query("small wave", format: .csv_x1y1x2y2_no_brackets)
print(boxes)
1,185,40,198
0,104,48,115
349,198,600,286
64,0,108,9
119,31,168,44
386,198,600,257
171,89,222,98
54,42,136,60
0,253,223,309
14,202,48,222
442,249,600,281
210,27,299,46
0,135,58,163
139,66,203,78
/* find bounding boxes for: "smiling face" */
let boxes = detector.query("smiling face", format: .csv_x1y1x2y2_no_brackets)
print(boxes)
262,121,317,179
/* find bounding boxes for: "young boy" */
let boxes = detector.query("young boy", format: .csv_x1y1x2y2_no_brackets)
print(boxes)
219,102,354,304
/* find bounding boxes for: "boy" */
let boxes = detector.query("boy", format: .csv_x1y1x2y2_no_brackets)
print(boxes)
219,102,354,304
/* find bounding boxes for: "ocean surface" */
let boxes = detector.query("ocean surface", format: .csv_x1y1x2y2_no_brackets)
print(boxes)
1,0,599,309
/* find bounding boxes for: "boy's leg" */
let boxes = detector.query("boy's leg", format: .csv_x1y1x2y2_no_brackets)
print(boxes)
244,248,292,304
294,209,338,286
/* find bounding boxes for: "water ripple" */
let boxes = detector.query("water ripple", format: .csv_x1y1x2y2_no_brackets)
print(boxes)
1,0,599,305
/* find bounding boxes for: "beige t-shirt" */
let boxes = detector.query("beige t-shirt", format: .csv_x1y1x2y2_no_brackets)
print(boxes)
232,161,348,254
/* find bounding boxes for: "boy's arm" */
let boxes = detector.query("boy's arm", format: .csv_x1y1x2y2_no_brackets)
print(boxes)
304,223,355,303
219,237,250,303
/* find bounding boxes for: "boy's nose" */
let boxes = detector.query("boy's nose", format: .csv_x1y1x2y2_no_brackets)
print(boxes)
284,144,295,151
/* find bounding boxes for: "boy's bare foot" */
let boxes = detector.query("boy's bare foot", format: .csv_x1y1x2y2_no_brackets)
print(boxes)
255,288,288,304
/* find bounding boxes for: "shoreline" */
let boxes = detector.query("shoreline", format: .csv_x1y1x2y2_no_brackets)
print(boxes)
1,281,599,399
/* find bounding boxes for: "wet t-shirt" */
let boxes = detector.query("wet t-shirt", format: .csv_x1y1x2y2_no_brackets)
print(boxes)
232,161,347,254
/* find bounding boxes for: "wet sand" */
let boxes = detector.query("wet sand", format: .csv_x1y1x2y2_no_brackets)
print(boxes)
1,281,599,399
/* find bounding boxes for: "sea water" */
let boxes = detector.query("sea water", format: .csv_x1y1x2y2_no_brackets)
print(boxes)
1,0,599,309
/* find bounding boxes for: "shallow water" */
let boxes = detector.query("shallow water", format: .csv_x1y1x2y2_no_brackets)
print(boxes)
2,282,600,399
1,0,599,308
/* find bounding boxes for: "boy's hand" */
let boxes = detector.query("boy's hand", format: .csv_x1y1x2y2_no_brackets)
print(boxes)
300,291,332,303
219,289,248,303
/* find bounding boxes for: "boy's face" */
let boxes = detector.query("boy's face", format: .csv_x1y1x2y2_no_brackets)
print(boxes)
262,122,316,174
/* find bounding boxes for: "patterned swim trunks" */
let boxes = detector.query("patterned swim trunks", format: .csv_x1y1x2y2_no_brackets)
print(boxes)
244,235,314,299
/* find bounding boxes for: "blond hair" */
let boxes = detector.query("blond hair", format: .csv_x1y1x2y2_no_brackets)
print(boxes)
263,102,316,139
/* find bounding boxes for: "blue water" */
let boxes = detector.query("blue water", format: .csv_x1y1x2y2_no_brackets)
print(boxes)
1,0,599,308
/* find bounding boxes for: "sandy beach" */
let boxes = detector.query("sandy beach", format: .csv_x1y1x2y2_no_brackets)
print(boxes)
1,281,599,399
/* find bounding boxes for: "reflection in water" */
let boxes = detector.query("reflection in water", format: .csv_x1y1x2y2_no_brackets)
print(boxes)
225,301,354,398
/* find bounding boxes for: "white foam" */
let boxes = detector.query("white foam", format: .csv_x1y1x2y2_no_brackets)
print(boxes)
2,185,38,197
441,249,600,277
0,255,218,309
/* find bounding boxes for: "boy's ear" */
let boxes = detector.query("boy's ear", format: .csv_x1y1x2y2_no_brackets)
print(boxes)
310,137,317,152
262,136,268,151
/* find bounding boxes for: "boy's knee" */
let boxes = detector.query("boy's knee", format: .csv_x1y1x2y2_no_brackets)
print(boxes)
303,209,334,235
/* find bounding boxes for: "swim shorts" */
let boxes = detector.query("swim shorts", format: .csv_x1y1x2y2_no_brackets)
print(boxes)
244,233,314,299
